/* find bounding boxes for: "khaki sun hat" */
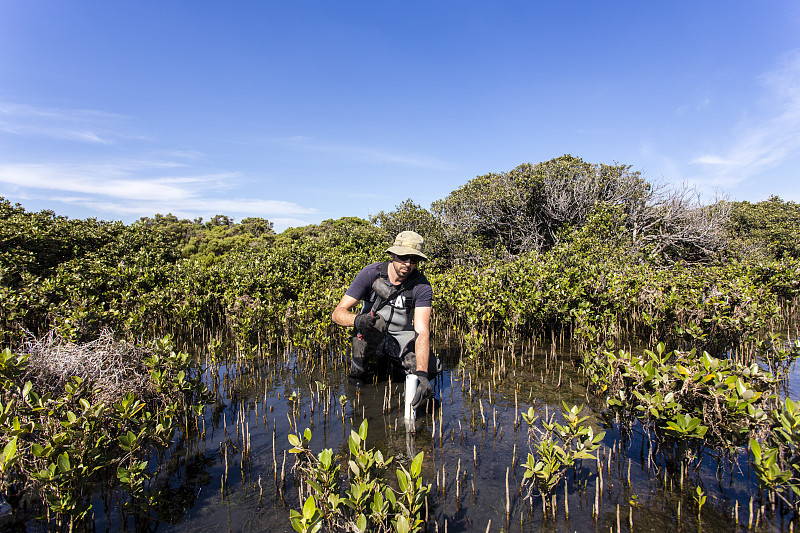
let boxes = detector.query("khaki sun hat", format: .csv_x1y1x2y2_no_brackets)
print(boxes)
386,231,428,260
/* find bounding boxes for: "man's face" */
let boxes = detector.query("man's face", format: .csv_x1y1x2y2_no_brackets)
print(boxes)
390,253,420,280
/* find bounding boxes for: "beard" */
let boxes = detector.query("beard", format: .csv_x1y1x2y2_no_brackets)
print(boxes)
391,260,414,280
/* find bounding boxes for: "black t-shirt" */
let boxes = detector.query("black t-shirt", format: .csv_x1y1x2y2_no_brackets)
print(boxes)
345,262,432,308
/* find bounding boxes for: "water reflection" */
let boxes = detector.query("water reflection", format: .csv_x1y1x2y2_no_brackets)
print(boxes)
79,340,798,532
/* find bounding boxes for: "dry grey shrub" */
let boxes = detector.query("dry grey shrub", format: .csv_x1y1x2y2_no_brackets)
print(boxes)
22,329,155,405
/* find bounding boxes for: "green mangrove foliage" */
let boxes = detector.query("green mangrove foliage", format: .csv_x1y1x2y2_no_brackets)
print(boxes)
430,222,800,361
0,334,211,529
521,403,604,512
288,420,430,533
136,212,277,264
588,343,776,446
581,339,800,512
3,195,799,369
370,199,449,268
1,200,388,349
750,397,800,509
728,196,800,260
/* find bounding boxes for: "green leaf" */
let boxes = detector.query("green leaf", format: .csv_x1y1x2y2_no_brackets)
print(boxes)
1,437,18,470
349,436,360,456
397,469,410,493
736,379,747,397
302,495,317,519
318,448,333,469
117,467,130,483
395,515,410,533
57,452,71,473
356,513,367,533
411,451,424,479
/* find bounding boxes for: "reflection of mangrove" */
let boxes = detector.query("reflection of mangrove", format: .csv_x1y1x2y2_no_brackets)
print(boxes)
149,451,215,524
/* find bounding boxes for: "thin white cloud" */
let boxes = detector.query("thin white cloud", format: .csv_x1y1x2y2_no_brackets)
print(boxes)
163,150,206,160
689,49,800,187
692,155,733,166
0,161,317,222
0,163,233,201
696,98,711,111
63,197,316,218
675,94,711,116
0,102,127,144
0,101,319,224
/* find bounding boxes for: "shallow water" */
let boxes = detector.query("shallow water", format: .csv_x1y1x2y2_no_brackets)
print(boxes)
18,341,796,532
145,343,786,532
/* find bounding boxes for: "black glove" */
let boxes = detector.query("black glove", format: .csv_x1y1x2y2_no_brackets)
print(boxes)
411,371,433,410
353,313,377,335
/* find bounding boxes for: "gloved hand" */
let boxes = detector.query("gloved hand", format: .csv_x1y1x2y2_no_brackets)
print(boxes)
353,313,377,335
411,370,433,410
355,314,387,343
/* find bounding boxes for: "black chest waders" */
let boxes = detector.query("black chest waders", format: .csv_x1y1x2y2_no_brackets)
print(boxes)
349,263,412,379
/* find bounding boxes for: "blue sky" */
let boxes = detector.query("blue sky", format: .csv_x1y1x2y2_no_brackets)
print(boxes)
1,2,799,231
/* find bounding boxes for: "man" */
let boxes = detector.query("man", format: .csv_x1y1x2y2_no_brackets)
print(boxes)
332,231,436,410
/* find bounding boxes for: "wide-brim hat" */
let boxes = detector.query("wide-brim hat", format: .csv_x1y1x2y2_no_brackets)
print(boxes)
386,231,428,260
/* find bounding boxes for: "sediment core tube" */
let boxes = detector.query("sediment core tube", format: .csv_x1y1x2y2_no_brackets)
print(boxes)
404,373,418,423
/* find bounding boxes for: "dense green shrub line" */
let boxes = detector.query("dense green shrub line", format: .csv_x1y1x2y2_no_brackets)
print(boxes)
3,156,799,355
429,213,800,361
2,196,799,357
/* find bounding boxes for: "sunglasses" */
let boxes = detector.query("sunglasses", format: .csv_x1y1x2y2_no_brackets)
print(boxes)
394,254,421,264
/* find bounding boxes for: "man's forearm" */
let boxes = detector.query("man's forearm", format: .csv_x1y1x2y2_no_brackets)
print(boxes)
332,306,356,327
415,332,430,373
